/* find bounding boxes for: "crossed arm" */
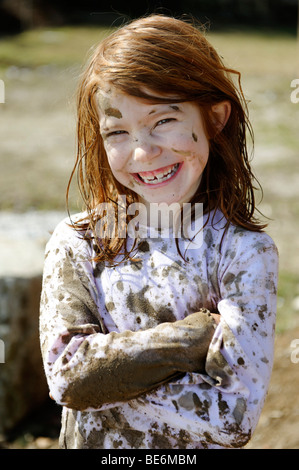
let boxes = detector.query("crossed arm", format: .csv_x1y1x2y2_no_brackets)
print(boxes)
40,220,278,447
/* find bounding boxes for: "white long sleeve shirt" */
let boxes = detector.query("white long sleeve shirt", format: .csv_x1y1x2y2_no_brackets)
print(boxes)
39,209,278,449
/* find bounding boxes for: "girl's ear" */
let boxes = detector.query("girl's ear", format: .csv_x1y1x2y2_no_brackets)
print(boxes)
210,101,231,132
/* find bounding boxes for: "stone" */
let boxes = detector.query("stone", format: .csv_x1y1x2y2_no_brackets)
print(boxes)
0,274,48,434
0,211,64,435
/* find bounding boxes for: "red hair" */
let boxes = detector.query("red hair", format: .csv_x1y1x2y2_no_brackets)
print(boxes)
67,14,265,263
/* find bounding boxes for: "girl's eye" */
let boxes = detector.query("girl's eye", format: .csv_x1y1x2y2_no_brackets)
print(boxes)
156,118,176,127
106,130,127,138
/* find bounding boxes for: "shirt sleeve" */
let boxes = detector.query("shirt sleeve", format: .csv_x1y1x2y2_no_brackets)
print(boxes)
39,219,217,411
123,229,278,448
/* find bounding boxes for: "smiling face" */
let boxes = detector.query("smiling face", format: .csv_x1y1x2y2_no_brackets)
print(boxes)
98,88,210,208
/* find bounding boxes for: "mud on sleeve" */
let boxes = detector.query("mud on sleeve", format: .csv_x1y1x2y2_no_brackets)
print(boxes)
39,223,217,411
124,232,278,448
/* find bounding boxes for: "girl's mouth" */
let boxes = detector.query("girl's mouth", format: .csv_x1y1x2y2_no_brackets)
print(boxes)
132,162,182,186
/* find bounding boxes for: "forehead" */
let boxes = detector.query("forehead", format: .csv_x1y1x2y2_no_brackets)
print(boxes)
97,88,149,113
97,87,190,125
98,86,183,110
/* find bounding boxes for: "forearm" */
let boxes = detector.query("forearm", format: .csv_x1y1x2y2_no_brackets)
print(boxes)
42,309,216,410
124,308,273,449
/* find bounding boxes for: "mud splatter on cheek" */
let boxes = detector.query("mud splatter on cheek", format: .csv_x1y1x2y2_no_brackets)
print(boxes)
171,148,192,157
192,132,198,142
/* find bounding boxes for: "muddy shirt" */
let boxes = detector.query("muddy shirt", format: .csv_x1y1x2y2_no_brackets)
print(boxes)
39,210,278,449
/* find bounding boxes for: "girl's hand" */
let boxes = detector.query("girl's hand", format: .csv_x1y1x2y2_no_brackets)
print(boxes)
169,308,217,373
211,313,221,324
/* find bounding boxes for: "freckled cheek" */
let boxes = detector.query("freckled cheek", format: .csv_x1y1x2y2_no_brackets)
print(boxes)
106,148,127,173
183,137,210,165
171,131,207,153
197,143,210,165
169,132,191,148
185,144,209,177
191,132,210,159
106,152,135,189
105,142,135,172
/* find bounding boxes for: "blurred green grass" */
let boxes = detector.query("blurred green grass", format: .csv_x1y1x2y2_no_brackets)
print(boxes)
0,25,297,74
277,271,299,333
0,26,112,70
0,25,298,333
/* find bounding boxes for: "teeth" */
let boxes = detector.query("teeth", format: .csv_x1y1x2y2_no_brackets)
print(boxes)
139,164,179,184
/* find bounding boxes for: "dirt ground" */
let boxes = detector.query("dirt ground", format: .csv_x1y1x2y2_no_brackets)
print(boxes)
246,326,299,449
0,29,298,449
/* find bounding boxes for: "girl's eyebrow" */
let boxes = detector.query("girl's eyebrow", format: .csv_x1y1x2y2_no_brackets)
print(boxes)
147,104,182,116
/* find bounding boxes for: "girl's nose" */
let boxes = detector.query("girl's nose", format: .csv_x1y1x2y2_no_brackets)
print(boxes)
132,138,162,163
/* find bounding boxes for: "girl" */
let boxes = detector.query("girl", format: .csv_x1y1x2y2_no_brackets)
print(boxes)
39,15,278,449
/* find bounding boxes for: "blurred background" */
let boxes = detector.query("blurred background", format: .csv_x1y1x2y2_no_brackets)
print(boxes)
0,0,298,449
